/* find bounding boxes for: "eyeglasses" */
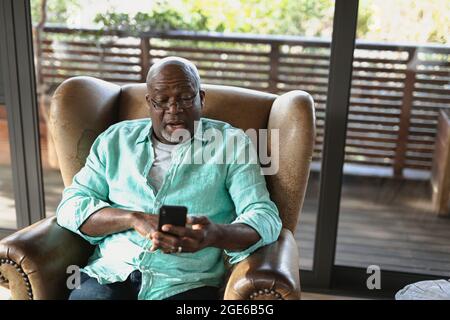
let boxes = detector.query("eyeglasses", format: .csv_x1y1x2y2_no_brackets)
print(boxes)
150,91,199,111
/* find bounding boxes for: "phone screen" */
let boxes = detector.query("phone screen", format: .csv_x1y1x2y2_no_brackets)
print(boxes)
158,205,187,232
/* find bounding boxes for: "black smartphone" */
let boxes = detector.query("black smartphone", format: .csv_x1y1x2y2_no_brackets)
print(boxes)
158,205,187,232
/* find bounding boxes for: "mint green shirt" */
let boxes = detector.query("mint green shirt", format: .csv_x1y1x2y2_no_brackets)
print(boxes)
56,117,281,300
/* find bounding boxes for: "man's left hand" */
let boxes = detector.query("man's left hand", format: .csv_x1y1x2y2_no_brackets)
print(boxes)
152,216,220,253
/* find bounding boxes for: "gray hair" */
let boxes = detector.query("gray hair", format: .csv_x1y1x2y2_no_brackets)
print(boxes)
146,56,201,90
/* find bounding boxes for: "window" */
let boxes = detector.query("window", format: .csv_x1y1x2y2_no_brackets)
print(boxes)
336,0,450,278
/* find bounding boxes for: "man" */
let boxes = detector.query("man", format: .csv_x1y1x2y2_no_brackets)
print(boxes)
57,56,281,300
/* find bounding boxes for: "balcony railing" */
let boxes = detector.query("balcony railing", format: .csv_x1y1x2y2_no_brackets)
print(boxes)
36,26,450,178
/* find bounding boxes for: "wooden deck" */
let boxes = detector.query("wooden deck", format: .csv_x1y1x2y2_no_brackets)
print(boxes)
1,164,449,277
296,172,450,277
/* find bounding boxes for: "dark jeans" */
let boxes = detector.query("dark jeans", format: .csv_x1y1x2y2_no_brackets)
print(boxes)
68,271,219,300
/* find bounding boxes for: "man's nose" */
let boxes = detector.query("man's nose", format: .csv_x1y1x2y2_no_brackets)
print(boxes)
166,100,182,113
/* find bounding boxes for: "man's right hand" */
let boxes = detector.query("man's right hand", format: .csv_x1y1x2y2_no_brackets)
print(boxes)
131,212,181,254
131,212,159,240
81,208,186,254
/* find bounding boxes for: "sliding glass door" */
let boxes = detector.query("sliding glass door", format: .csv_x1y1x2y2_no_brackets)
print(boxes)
0,66,17,231
335,0,450,293
0,0,45,232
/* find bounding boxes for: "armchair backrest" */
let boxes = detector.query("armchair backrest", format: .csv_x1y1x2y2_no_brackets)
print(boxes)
50,76,315,232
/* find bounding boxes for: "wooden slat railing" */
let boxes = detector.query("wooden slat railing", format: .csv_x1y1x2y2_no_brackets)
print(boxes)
36,26,450,178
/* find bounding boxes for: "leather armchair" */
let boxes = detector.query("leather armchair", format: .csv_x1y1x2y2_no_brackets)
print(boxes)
0,76,315,300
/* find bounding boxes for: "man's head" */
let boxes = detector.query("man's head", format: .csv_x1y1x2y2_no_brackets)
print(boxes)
145,56,205,144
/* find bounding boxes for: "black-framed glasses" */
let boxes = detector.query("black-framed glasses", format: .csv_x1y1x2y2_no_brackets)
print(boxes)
150,91,199,111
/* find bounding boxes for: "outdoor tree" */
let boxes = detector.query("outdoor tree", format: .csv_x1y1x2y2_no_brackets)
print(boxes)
29,0,449,44
31,0,81,25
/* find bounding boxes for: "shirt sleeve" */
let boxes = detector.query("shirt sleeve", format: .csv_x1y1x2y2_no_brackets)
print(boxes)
56,132,112,245
224,132,282,264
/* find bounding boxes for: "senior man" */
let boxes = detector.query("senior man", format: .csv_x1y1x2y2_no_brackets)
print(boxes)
57,56,281,300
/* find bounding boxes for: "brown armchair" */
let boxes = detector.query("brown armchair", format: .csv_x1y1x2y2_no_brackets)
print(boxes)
0,76,315,300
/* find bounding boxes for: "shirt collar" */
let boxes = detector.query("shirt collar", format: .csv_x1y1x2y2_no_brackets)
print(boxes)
136,120,152,144
135,118,207,144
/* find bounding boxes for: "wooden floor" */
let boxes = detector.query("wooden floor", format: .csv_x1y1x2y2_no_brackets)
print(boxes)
296,172,450,277
0,285,367,300
1,166,450,278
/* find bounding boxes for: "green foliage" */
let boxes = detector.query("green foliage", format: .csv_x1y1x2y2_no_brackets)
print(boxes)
90,0,338,37
359,0,449,44
356,1,373,39
179,0,335,37
31,0,80,25
273,0,334,36
93,12,131,31
93,7,213,34
30,0,449,44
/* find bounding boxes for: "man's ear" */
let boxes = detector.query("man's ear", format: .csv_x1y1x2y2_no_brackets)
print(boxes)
199,89,206,109
145,93,152,112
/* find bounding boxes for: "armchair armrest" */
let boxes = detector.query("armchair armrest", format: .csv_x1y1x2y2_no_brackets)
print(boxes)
224,228,300,300
0,217,93,300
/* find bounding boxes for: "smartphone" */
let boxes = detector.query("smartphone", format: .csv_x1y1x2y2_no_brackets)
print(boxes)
158,205,187,232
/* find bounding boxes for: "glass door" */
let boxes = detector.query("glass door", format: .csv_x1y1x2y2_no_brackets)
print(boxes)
0,66,17,230
334,0,450,295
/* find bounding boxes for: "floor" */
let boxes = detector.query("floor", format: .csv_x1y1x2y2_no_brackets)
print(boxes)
0,287,9,300
296,172,450,276
0,285,366,300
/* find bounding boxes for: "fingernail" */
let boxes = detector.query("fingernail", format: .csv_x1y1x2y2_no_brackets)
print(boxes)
162,225,169,231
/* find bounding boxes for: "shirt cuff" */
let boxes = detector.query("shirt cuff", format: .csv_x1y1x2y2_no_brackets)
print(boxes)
77,201,111,244
57,197,111,245
224,211,267,264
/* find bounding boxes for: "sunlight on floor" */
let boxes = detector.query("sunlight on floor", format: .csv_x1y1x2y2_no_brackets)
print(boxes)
0,286,11,300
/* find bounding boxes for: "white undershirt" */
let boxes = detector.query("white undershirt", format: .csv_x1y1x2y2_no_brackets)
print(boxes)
148,133,178,192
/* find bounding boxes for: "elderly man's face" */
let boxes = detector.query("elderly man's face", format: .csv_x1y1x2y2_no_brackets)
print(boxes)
145,64,204,144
